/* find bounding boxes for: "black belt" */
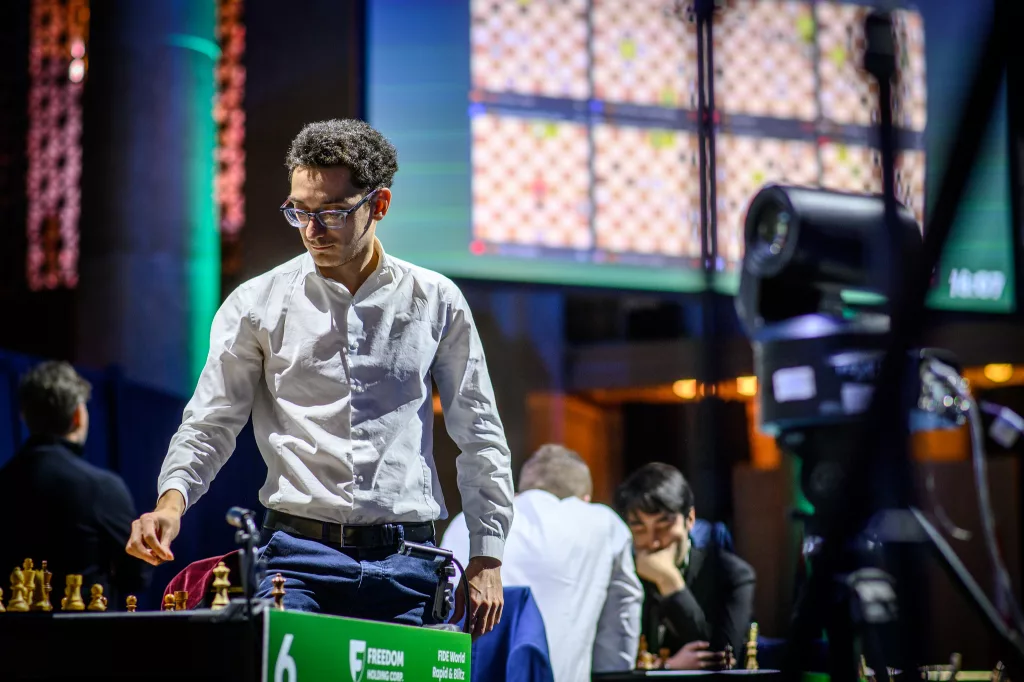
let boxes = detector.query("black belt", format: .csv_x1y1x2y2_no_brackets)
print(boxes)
263,510,434,548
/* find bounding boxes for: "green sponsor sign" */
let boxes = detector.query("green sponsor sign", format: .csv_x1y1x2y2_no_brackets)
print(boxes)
264,609,471,682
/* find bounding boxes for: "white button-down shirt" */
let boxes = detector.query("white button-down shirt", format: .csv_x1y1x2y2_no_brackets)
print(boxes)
442,490,643,682
157,243,514,559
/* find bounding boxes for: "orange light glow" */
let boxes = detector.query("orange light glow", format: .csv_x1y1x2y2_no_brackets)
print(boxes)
672,379,698,400
736,376,758,396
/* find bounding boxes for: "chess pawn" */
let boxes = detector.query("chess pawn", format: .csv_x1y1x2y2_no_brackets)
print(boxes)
271,573,286,610
61,574,85,611
0,586,5,613
7,568,28,612
725,644,735,671
173,590,188,611
211,561,231,610
163,594,175,611
745,622,759,670
87,585,108,612
126,595,137,613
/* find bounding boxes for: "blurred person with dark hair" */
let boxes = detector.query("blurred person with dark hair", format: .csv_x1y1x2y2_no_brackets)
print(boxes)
443,445,643,682
126,119,512,631
615,463,755,670
0,361,148,604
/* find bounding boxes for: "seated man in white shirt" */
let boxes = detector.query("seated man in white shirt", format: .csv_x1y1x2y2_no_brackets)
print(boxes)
125,119,513,634
442,444,643,682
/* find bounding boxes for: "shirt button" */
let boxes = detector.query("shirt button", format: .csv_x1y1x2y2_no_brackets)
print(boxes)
356,475,365,484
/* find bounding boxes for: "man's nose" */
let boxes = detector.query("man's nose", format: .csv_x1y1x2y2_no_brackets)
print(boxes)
304,217,325,240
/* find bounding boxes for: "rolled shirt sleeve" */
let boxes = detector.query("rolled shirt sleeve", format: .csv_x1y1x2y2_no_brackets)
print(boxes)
432,287,514,561
157,285,263,510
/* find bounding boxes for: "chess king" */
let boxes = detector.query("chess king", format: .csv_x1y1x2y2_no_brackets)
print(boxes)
126,119,513,634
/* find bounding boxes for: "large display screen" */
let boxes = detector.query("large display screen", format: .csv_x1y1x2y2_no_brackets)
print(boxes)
366,0,1015,311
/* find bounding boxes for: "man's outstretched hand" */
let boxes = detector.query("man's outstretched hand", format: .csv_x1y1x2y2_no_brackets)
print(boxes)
126,490,184,566
453,556,503,637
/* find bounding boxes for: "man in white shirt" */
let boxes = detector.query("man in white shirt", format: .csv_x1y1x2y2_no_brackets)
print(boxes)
442,445,643,681
125,119,513,634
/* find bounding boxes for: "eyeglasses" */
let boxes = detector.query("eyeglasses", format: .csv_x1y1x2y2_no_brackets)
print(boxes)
279,189,378,230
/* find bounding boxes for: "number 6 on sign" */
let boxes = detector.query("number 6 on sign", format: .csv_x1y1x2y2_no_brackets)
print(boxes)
274,633,297,682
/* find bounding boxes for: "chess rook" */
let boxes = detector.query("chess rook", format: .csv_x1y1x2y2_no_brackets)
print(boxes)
61,574,85,611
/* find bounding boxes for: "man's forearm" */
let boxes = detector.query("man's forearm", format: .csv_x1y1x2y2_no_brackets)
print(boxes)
156,489,186,515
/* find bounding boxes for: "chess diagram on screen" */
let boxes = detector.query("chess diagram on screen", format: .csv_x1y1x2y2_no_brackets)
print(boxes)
469,0,927,270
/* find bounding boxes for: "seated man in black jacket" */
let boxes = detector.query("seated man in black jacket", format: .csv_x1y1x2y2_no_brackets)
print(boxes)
0,361,148,605
615,463,755,670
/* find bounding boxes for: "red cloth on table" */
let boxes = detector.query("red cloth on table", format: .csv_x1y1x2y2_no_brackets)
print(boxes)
162,550,240,610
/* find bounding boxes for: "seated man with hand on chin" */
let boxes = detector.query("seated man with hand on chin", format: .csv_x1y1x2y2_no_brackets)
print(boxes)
615,463,755,670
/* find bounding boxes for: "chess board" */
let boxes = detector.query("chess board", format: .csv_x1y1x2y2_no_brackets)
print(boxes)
715,135,819,264
593,124,702,257
470,0,589,99
592,0,699,109
471,113,592,249
817,3,927,131
820,142,926,227
712,0,818,120
468,0,930,269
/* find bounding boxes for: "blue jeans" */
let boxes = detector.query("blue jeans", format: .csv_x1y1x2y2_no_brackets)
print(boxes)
253,530,443,626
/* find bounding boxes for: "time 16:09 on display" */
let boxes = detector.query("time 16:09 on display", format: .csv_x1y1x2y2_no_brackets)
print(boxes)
946,267,1007,300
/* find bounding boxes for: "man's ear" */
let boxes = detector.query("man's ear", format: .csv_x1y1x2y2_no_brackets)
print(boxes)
372,187,392,221
686,506,697,527
70,404,83,430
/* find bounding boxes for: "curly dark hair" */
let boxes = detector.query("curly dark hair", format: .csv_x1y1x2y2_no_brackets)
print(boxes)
18,361,92,436
285,119,399,190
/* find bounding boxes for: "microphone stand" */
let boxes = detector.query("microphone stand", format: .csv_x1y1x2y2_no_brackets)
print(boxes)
227,507,262,623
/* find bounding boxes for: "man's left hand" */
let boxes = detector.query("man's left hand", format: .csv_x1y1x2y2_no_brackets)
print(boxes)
454,556,503,637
